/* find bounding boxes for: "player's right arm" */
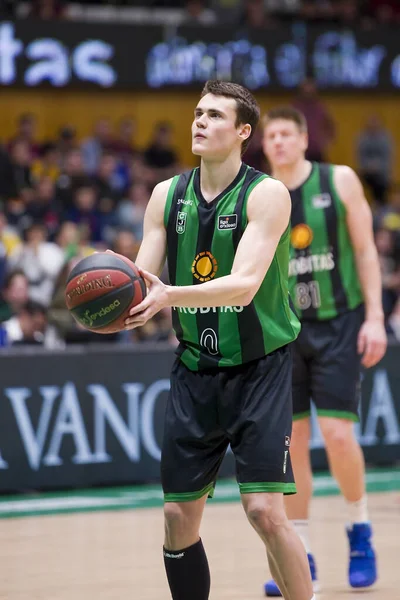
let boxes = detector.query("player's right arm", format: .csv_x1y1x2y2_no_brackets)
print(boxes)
134,179,171,277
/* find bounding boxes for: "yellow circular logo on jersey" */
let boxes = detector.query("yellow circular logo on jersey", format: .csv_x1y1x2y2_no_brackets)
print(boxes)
291,224,313,249
192,251,218,282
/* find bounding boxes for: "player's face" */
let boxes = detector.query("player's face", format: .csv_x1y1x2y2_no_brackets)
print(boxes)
192,94,250,159
263,119,307,168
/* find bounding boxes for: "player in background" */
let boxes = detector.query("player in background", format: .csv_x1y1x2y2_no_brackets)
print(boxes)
262,106,387,596
123,82,315,600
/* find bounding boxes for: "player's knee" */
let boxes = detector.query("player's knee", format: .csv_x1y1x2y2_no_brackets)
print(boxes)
245,498,286,537
163,502,202,550
164,503,188,538
291,419,310,450
321,420,355,455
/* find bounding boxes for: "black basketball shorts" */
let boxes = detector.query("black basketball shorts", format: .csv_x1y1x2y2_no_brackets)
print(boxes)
292,304,364,422
161,345,296,502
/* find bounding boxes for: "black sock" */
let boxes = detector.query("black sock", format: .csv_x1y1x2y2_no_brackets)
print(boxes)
163,538,210,600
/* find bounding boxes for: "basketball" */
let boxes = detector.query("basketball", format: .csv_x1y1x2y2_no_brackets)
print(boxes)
65,252,146,334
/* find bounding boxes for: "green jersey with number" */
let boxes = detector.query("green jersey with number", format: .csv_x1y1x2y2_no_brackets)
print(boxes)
164,163,300,371
289,162,363,321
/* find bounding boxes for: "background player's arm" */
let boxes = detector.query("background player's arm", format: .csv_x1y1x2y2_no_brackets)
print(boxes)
126,178,291,327
133,179,170,276
334,165,387,367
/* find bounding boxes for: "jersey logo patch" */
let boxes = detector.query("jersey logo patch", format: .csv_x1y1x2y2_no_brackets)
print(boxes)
312,193,331,208
176,211,187,234
218,214,237,230
192,251,218,282
291,224,313,249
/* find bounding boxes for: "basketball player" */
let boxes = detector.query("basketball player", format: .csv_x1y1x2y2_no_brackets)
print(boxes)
262,107,387,596
123,81,315,600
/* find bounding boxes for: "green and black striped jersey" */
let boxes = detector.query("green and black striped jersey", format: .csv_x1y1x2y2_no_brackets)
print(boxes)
289,162,363,321
164,163,300,371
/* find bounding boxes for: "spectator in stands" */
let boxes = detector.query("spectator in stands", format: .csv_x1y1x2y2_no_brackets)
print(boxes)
110,117,137,160
0,209,21,258
94,152,122,244
182,0,217,24
109,117,138,191
131,153,156,188
8,222,64,306
8,140,34,200
0,270,29,323
210,0,242,23
117,182,150,241
143,122,180,185
113,229,140,263
81,118,114,175
56,221,96,262
375,226,400,334
65,185,103,243
293,78,336,162
4,299,64,348
0,147,13,203
300,1,326,22
57,125,77,166
368,0,400,24
356,115,393,206
239,0,278,29
56,148,90,212
381,186,400,232
32,142,61,183
8,113,40,159
49,222,97,342
335,0,360,25
28,0,67,20
95,152,124,202
27,177,60,238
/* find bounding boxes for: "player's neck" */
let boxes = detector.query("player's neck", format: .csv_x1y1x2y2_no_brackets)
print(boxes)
272,159,312,191
199,157,243,203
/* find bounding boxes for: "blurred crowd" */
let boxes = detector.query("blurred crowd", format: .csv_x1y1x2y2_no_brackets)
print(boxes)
3,0,400,28
0,113,182,348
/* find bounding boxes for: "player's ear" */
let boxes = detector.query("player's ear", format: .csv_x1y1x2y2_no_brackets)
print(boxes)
238,123,251,144
301,131,308,153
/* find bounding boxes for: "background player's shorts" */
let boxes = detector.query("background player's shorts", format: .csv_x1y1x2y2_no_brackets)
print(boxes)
292,304,364,422
161,345,295,502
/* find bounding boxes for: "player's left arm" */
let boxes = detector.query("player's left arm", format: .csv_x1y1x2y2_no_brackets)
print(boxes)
125,178,291,327
334,165,387,367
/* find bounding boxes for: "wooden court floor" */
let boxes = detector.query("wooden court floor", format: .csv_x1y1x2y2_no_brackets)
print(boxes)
1,492,399,600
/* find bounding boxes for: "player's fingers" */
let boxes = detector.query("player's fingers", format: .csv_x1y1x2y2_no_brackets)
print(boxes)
357,329,366,355
138,268,158,283
361,339,378,368
129,298,151,316
124,310,150,329
364,340,386,368
105,249,115,254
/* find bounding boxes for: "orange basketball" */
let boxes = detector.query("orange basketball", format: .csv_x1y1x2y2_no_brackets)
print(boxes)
65,252,146,334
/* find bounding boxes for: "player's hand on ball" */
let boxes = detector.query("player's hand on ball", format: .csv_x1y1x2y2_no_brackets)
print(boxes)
124,269,168,330
357,318,387,368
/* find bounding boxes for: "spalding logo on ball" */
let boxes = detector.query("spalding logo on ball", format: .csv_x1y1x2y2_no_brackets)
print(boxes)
65,252,146,334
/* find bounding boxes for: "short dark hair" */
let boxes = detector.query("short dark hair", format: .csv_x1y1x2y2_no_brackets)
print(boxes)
22,300,47,317
4,269,27,290
201,80,260,154
263,106,308,133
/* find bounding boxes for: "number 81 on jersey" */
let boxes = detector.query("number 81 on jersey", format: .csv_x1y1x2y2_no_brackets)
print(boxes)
294,281,321,310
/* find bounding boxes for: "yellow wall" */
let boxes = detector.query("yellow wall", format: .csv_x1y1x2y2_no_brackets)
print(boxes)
0,89,398,180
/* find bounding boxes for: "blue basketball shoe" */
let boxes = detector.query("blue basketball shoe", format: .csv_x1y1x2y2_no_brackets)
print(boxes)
347,523,377,588
264,553,319,596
